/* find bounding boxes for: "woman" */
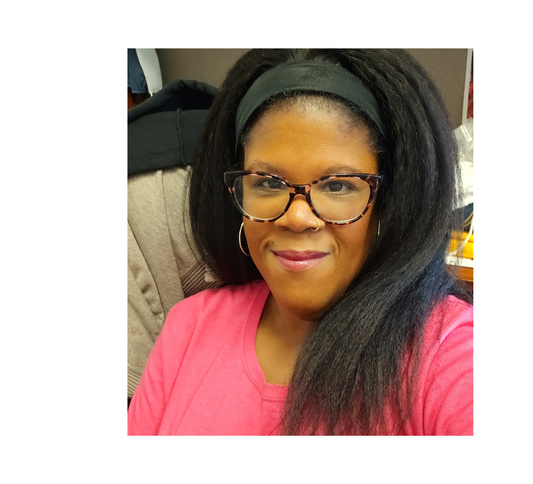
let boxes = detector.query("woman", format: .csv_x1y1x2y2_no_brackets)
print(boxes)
128,49,473,435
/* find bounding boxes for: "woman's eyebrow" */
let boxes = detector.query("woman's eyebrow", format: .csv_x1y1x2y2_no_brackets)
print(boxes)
246,161,284,172
320,164,366,175
247,161,367,175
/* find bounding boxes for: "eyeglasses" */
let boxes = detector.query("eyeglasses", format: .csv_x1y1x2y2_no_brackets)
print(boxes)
223,171,382,225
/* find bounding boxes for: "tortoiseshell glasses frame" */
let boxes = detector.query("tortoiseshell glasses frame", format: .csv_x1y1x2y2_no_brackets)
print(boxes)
223,170,382,225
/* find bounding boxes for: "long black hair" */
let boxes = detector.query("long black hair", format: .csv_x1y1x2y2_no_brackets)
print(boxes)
189,49,472,435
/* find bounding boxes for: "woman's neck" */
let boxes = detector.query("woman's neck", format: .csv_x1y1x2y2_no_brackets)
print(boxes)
255,293,317,385
258,292,318,355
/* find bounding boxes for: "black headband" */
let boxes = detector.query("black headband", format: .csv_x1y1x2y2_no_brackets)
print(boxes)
235,61,385,152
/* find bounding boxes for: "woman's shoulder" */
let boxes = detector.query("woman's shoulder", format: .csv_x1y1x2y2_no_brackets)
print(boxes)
173,279,267,310
163,279,268,334
413,295,473,435
426,295,473,345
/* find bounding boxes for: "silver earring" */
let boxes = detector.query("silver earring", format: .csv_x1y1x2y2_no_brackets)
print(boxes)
377,220,381,237
239,222,250,256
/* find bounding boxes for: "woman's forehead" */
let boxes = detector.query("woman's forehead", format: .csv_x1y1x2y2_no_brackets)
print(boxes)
244,107,378,180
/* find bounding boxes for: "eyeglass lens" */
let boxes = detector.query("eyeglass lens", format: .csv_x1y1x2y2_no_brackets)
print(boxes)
233,174,371,222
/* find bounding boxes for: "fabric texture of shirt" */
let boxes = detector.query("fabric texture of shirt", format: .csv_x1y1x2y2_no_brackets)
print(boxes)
128,280,473,435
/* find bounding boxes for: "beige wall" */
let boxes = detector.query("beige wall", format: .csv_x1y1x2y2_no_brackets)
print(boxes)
155,48,469,129
156,49,249,89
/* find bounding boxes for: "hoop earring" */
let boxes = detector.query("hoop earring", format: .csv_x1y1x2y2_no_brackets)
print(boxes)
311,219,320,232
239,222,250,256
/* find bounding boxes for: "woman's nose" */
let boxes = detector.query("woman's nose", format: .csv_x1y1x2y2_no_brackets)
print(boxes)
274,195,323,232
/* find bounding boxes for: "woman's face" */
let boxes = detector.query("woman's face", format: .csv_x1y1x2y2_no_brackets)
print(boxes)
243,100,379,321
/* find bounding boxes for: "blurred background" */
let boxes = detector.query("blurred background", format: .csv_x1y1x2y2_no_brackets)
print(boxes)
128,48,473,129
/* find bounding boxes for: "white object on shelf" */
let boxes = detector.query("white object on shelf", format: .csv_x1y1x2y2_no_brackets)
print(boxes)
446,254,474,268
135,49,162,96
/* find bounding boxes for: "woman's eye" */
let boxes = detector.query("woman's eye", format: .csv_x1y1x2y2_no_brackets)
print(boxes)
327,182,344,192
325,181,353,192
257,178,283,190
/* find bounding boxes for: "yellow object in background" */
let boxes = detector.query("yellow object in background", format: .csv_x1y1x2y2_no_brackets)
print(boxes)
449,231,473,259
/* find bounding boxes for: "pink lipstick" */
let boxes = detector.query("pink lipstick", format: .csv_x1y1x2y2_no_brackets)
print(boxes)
272,250,328,272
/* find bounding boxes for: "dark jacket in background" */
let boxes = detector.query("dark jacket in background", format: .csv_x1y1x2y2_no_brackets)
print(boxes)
128,80,218,177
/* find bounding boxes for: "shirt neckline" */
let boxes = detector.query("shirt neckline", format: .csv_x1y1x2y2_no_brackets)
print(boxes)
243,281,288,401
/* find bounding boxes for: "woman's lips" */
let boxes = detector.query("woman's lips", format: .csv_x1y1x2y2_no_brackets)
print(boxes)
272,250,328,272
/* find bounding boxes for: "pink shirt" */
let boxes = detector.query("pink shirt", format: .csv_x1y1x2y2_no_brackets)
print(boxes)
128,280,473,435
